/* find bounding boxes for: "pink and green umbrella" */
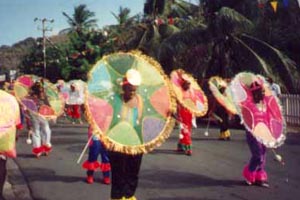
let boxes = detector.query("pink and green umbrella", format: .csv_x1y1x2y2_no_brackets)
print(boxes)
85,51,176,155
14,74,64,120
208,76,237,115
229,72,286,148
170,69,208,117
0,90,20,158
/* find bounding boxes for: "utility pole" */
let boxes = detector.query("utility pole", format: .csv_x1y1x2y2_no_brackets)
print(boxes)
34,18,54,78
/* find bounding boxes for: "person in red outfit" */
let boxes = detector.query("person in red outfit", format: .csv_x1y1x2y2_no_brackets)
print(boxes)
175,79,196,156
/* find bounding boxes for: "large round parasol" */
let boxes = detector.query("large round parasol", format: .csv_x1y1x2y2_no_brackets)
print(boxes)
170,69,208,117
14,75,65,120
229,72,285,148
0,90,20,158
85,51,176,155
208,76,237,115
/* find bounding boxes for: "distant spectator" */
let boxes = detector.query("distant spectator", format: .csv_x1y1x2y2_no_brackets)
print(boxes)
267,77,281,96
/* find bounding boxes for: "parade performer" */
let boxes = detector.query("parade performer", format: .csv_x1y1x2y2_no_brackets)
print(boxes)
82,126,111,185
108,73,143,199
208,76,237,140
14,75,64,158
170,69,208,155
229,72,286,187
175,78,195,155
0,90,21,199
27,81,53,157
85,51,176,200
66,82,84,124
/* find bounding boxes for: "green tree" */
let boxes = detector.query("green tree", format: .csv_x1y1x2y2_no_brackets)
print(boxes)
61,4,98,34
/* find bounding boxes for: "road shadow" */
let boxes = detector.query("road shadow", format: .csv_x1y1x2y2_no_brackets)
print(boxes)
148,198,217,200
17,153,36,159
19,167,83,183
284,132,300,145
150,149,183,155
66,144,86,153
50,137,84,145
139,169,244,189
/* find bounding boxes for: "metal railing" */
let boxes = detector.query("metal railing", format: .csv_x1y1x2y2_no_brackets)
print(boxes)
280,94,300,126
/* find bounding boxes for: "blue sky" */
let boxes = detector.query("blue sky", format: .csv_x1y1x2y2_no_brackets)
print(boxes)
0,0,199,47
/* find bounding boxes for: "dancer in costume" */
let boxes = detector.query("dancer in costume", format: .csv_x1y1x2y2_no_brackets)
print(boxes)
0,90,21,200
210,86,231,140
208,76,238,141
170,69,208,156
243,81,269,187
229,72,285,188
85,51,176,200
108,70,143,200
26,81,52,158
66,82,84,124
176,78,196,155
82,126,111,185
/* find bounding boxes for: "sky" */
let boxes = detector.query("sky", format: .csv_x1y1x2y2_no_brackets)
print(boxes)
0,0,198,47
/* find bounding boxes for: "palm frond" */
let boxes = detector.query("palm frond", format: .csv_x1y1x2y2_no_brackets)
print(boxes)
233,36,271,75
240,34,300,93
217,7,254,33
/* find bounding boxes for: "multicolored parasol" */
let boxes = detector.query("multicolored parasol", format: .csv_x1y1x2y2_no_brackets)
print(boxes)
170,69,208,117
56,79,86,104
229,72,285,148
14,75,65,120
0,90,20,158
208,76,237,115
85,51,176,155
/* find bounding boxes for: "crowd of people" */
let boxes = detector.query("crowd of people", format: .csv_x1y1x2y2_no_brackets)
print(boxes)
0,70,284,200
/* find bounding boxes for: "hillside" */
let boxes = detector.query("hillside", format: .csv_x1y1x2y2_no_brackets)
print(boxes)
0,34,68,75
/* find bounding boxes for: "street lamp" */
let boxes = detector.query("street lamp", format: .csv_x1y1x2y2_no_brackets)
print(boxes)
34,18,54,78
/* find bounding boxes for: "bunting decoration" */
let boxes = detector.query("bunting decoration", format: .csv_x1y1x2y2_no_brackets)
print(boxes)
270,1,278,12
283,0,289,7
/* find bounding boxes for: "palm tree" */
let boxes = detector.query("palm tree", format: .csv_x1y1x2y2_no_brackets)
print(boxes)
157,2,300,93
111,7,137,27
61,4,98,34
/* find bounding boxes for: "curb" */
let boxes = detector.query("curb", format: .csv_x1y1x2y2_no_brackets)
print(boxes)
4,159,33,200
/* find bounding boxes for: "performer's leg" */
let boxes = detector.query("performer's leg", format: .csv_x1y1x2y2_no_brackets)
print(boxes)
40,118,52,155
219,116,230,140
255,145,269,186
243,131,264,185
0,157,7,199
99,142,111,184
109,151,126,199
124,154,143,199
178,127,192,156
82,140,100,184
31,118,43,157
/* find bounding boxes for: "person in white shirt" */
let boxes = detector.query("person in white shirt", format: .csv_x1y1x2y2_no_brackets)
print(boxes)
267,77,281,96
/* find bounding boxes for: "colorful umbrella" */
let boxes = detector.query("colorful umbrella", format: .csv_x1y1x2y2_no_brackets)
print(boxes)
85,51,176,155
229,72,285,148
56,79,86,104
208,76,237,115
0,90,20,158
170,69,208,117
14,75,64,120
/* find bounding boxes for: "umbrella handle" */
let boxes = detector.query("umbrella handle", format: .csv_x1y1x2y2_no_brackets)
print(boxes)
205,118,211,131
77,136,93,164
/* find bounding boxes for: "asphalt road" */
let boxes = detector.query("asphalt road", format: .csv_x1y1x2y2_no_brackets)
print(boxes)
5,120,300,200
